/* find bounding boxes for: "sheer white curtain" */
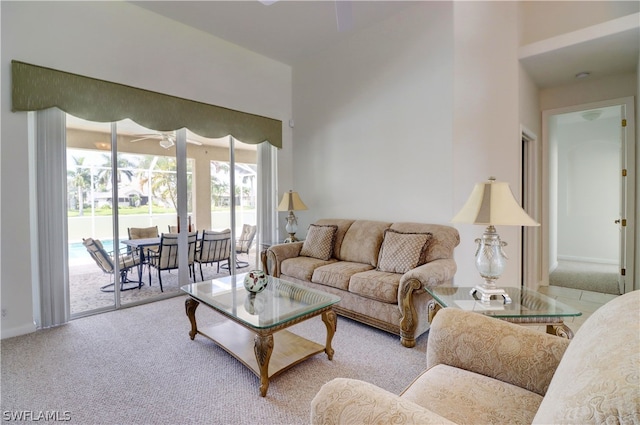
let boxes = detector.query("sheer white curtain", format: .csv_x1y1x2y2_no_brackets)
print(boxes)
257,142,278,261
31,108,70,328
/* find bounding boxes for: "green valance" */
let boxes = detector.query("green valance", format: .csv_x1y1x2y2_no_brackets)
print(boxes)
11,60,282,148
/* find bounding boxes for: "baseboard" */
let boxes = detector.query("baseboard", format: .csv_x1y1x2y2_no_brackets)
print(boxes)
1,323,37,340
557,256,617,265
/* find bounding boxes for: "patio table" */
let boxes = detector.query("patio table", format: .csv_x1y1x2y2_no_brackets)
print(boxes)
121,237,160,266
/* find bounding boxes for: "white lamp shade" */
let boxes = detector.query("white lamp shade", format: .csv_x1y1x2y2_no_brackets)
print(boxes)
277,190,308,212
452,179,539,227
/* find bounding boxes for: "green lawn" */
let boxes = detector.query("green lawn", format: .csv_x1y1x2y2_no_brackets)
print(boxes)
68,205,254,217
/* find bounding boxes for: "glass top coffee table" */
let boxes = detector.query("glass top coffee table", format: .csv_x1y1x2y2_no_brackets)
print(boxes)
181,273,340,397
424,286,582,339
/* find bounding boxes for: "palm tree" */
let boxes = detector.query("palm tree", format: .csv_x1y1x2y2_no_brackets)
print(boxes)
150,157,178,210
67,156,92,216
147,156,193,212
95,153,138,190
211,161,230,207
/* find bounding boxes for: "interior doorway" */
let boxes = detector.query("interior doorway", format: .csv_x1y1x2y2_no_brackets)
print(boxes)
542,97,635,296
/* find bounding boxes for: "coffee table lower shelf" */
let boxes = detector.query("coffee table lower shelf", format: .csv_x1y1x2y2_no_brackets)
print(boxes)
185,298,336,397
197,321,327,380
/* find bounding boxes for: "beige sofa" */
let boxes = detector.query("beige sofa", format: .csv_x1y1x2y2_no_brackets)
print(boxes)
263,219,460,347
311,290,640,425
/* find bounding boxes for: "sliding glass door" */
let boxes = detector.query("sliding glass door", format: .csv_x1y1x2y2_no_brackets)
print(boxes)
66,116,272,317
233,139,260,270
66,117,116,314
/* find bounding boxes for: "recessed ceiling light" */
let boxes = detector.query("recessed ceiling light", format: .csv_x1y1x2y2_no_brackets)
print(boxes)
581,110,602,121
575,72,591,79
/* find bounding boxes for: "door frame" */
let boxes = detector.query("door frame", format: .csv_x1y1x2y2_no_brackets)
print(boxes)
521,125,541,290
540,96,635,294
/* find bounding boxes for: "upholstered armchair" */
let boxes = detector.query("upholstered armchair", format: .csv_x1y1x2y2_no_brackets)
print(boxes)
311,290,640,424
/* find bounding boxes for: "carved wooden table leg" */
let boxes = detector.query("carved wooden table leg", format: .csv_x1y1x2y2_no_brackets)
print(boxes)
546,323,574,339
185,298,199,340
322,310,337,360
428,299,441,324
254,333,274,397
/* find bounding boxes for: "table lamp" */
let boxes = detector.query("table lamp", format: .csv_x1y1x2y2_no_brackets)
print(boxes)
452,177,539,304
277,190,308,242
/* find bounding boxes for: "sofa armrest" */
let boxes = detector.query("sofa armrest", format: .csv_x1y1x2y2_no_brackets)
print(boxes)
401,258,457,288
263,242,303,277
311,378,456,425
427,308,570,396
397,259,457,348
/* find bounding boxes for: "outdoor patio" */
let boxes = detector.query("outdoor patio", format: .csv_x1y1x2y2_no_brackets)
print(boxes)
69,249,258,315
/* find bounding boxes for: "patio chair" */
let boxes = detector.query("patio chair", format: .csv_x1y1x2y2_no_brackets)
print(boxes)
195,229,232,280
82,237,142,292
127,226,159,257
235,224,257,267
147,232,197,291
221,224,257,269
168,221,195,233
128,226,159,240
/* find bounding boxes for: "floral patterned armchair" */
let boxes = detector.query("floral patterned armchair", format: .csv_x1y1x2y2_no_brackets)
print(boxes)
311,290,640,424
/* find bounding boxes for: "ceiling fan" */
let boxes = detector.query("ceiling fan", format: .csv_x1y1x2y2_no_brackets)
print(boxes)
260,0,353,32
129,131,202,149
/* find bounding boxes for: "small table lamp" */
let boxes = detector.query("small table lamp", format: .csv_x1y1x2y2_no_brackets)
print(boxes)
277,190,308,243
452,177,539,304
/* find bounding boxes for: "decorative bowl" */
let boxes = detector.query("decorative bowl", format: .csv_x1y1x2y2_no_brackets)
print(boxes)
243,270,268,293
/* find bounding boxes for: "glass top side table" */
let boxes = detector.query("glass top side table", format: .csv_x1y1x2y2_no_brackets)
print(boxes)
424,286,582,338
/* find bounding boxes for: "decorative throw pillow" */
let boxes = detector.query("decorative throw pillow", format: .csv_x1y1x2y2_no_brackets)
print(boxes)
377,229,433,274
300,224,338,261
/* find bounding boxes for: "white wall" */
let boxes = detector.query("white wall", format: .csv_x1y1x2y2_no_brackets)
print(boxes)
291,2,454,229
637,54,640,291
291,1,527,288
520,0,639,45
452,2,524,287
540,74,637,111
1,1,293,338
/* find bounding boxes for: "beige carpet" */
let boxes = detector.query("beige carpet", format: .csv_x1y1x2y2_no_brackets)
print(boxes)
550,260,620,296
1,296,428,425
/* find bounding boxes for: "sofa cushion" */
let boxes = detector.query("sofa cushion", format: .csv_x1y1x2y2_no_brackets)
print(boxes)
390,222,460,263
311,261,374,291
300,224,337,260
377,229,432,274
348,270,401,304
281,256,336,282
339,220,391,266
314,219,355,261
401,364,543,425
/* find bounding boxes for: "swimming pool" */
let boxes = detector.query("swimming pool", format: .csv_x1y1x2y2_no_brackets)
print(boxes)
68,239,127,260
